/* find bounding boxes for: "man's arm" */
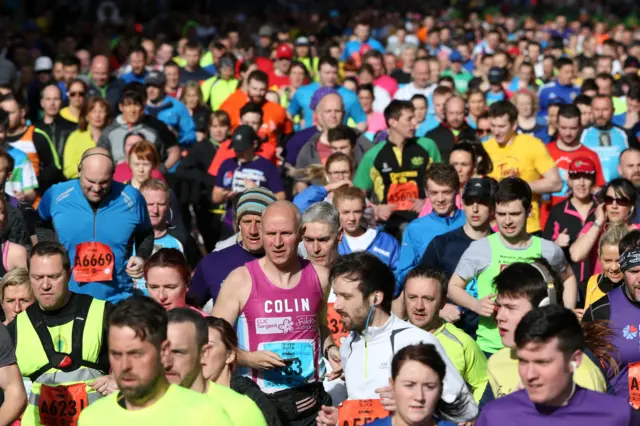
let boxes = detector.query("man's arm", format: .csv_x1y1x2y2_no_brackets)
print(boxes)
163,145,181,171
528,167,562,194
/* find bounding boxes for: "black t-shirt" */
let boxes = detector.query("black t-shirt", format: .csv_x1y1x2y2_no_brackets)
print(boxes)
390,68,412,85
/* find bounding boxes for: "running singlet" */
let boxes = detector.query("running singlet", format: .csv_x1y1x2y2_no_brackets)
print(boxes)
580,126,628,183
237,258,323,393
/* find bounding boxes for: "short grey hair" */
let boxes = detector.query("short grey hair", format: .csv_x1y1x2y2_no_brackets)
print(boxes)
300,202,340,235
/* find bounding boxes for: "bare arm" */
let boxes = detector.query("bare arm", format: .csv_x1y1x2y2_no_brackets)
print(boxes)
163,145,181,171
211,266,247,325
447,274,478,312
212,186,234,204
569,224,600,263
560,266,577,309
0,364,27,424
7,243,27,271
528,167,562,194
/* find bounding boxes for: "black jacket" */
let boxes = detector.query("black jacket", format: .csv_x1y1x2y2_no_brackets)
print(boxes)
35,115,77,165
425,123,478,161
175,139,218,205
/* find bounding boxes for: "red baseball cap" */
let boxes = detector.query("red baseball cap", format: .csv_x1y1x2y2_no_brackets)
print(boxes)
568,157,596,174
276,44,293,60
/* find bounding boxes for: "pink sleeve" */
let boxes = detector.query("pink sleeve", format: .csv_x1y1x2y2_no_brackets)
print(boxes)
579,221,594,236
418,199,433,217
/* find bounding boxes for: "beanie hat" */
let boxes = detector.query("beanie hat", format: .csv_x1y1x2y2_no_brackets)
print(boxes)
236,187,277,224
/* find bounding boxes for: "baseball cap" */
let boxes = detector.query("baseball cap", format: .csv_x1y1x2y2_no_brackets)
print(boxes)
144,70,166,86
34,56,53,73
276,44,293,60
568,157,596,175
449,50,463,63
295,36,311,46
236,187,277,224
259,25,273,38
462,178,494,201
219,56,236,69
230,125,259,152
623,56,639,70
310,87,339,111
488,67,505,84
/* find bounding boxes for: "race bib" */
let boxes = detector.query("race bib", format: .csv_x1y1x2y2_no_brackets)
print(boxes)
337,399,388,426
629,362,640,409
327,303,348,347
261,340,315,390
39,383,88,426
73,242,114,283
387,181,419,211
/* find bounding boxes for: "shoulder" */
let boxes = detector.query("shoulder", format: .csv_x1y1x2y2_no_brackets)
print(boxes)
480,389,529,417
310,261,329,284
392,318,440,347
539,81,557,91
360,141,386,161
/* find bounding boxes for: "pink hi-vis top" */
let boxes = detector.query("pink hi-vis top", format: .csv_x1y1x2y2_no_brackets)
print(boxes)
237,258,323,393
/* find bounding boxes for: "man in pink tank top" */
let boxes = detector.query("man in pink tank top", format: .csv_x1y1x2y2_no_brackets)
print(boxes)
212,201,341,426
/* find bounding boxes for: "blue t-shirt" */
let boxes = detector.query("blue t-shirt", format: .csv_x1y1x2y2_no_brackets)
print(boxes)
341,38,384,61
580,125,629,182
416,114,440,137
538,80,580,115
287,83,366,128
366,416,456,426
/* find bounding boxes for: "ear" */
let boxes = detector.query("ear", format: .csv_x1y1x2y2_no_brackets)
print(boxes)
226,348,237,366
200,343,213,364
569,350,582,373
160,339,171,364
337,227,344,244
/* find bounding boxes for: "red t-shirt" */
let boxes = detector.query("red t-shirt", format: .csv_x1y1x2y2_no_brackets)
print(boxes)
268,72,290,89
317,141,333,164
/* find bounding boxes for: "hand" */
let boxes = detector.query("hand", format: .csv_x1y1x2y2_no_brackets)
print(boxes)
89,375,118,396
244,179,258,189
439,303,461,323
316,406,338,426
222,189,236,201
375,385,396,412
595,203,605,225
126,256,144,279
196,131,207,142
410,198,426,213
324,180,351,193
555,228,570,248
475,294,496,318
375,204,395,222
573,308,585,322
325,346,343,380
246,350,286,370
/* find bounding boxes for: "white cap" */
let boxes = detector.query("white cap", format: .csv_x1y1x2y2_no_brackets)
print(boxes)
34,56,53,72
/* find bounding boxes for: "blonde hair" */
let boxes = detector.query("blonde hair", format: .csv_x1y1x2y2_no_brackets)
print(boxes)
599,223,630,255
1,268,32,301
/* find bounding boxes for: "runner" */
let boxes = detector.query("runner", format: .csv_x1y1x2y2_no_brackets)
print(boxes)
211,201,339,425
618,147,640,223
448,177,577,356
424,97,477,160
403,266,488,403
164,308,267,425
188,187,277,309
8,241,110,425
315,252,477,425
396,164,466,289
483,100,562,234
37,147,154,302
354,100,441,240
201,54,238,111
477,306,636,425
538,57,580,116
487,262,607,400
583,230,640,405
1,268,33,324
35,84,76,164
361,344,462,426
78,296,233,425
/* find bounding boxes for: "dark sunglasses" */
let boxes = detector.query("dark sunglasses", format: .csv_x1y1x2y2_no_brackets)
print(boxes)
604,195,631,207
69,91,86,97
477,128,490,135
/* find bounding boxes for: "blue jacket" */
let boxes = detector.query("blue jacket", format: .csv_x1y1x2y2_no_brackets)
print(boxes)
146,96,197,146
287,83,366,128
293,185,327,212
338,228,400,276
37,180,153,302
341,38,384,61
580,123,629,182
537,80,580,115
396,208,466,294
120,70,148,84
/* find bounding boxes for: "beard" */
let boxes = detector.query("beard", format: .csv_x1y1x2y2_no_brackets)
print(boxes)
119,367,163,401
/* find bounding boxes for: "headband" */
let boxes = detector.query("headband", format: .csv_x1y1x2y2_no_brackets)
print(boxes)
620,248,640,272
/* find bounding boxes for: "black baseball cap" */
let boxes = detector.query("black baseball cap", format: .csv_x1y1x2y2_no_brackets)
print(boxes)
488,67,505,84
462,178,493,201
144,70,166,87
230,125,259,151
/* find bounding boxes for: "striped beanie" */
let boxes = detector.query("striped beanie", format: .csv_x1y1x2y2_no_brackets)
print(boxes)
236,187,277,224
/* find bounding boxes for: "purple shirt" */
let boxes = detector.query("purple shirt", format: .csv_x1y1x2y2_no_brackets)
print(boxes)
476,387,638,426
285,126,319,165
187,242,262,307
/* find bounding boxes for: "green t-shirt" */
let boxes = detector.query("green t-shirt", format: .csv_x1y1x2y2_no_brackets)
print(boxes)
434,322,488,403
206,382,267,426
79,384,233,426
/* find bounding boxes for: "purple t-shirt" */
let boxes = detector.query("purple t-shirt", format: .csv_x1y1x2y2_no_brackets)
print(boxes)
476,387,638,426
285,126,319,165
216,156,284,225
187,242,263,307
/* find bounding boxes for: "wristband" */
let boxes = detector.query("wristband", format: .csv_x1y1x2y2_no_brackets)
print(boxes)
324,344,337,359
593,221,603,228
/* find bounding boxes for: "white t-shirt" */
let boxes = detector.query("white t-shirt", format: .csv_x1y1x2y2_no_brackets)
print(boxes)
344,228,377,252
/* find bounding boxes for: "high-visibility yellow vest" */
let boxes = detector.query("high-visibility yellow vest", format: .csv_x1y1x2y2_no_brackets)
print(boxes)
16,294,108,426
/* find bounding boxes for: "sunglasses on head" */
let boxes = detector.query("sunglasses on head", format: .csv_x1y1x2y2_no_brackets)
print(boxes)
69,91,85,97
603,195,631,207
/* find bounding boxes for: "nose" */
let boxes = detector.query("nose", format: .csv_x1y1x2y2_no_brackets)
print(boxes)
274,234,283,247
14,301,24,314
522,363,538,382
249,222,259,235
495,306,506,323
313,240,321,253
472,202,479,212
158,288,167,301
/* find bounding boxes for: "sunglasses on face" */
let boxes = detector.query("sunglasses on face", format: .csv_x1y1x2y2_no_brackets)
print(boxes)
477,128,490,135
68,91,86,98
604,195,631,207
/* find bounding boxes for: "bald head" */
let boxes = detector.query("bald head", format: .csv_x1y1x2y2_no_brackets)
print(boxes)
79,147,114,204
317,93,344,131
41,85,62,118
444,96,466,129
91,55,110,87
263,200,300,228
261,201,301,266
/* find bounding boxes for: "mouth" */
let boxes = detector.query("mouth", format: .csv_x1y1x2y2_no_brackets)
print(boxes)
471,215,480,221
498,327,508,336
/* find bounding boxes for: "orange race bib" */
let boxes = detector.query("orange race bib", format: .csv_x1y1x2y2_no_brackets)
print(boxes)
629,362,640,409
387,181,419,211
73,242,114,283
39,383,88,426
338,399,389,426
327,303,349,347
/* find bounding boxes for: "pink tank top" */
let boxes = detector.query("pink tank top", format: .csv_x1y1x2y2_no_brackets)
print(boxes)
238,258,323,393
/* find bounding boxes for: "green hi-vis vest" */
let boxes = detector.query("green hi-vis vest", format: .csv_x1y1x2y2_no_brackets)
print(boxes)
15,294,108,425
476,233,542,354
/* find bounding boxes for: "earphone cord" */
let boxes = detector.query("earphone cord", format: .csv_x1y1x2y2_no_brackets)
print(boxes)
363,304,375,379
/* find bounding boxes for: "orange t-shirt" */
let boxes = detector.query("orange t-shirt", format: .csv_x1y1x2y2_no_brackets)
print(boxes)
219,89,293,148
207,139,277,177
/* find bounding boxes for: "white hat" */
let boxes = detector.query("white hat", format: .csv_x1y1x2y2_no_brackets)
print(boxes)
34,56,53,72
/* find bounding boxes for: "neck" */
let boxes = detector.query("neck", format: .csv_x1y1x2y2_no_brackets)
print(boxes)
153,226,168,239
125,376,170,411
189,372,208,394
364,308,390,332
463,221,492,240
500,232,531,248
556,138,580,150
214,367,232,387
425,317,443,333
436,207,456,218
392,414,437,426
262,257,301,286
44,115,55,124
571,196,593,208
131,179,141,189
544,382,576,407
69,104,81,115
347,227,366,238
89,125,102,141
518,116,535,126
387,132,407,147
40,291,72,312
